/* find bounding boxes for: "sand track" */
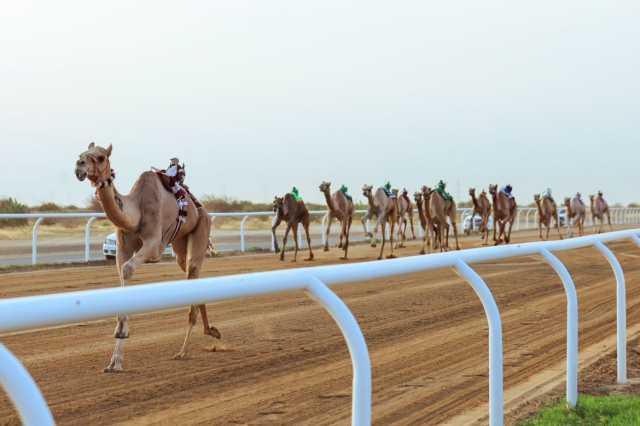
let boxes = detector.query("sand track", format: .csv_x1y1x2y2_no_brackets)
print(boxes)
1,228,639,425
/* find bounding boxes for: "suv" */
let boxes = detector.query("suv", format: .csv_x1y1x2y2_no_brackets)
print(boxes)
103,233,173,260
463,214,493,235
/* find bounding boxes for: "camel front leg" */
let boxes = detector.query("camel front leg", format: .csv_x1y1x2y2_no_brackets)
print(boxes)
387,220,397,259
492,215,498,243
409,213,416,240
271,216,282,253
607,212,613,231
555,215,563,239
121,236,163,281
324,215,333,252
104,231,138,373
450,220,461,250
361,211,372,238
279,223,292,261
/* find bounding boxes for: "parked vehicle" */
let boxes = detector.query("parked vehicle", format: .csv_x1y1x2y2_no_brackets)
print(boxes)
103,233,173,260
463,215,494,235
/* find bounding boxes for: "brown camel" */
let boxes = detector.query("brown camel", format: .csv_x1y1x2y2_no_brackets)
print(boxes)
469,188,492,245
564,194,586,237
424,187,460,252
319,181,354,259
272,193,314,262
414,190,433,254
590,192,612,233
397,188,416,244
533,193,563,240
75,143,219,372
362,185,399,259
488,184,517,244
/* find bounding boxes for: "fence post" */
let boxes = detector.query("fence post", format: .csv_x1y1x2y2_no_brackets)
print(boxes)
539,248,578,408
304,275,371,426
0,344,54,426
454,259,503,426
240,216,249,252
84,216,97,262
594,240,627,384
31,217,44,266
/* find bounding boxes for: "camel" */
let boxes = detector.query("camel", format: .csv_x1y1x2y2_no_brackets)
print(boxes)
488,184,517,245
397,189,416,244
590,192,612,233
533,193,563,240
362,185,399,259
319,182,354,259
423,184,460,252
271,192,314,262
414,190,433,254
564,195,586,237
469,188,492,245
75,143,219,372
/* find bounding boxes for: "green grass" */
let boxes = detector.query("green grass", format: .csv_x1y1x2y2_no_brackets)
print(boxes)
522,395,640,425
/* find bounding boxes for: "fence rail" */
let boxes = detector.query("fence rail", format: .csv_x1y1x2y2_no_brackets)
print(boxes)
1,207,638,266
0,229,639,425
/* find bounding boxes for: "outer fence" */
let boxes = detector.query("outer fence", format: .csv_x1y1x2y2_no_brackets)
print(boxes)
0,229,639,426
1,207,638,265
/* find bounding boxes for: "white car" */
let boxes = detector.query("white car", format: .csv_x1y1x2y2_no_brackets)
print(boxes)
463,214,494,235
103,233,173,260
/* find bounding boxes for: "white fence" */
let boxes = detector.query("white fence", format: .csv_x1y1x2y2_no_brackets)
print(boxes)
1,207,638,265
1,229,640,425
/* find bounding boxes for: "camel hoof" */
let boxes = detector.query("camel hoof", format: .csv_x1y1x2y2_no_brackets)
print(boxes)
386,254,396,259
172,352,187,360
323,247,329,252
340,256,348,260
290,259,297,263
377,256,383,260
103,365,124,373
419,250,425,255
305,257,314,261
205,325,221,339
279,256,285,262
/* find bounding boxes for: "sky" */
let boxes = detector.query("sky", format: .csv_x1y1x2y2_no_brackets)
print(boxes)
1,1,639,207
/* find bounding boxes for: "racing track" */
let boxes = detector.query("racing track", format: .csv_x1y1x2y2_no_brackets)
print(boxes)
1,227,639,425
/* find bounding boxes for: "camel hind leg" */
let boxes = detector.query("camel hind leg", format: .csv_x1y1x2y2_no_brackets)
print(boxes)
324,216,333,252
450,218,461,250
303,215,314,261
387,219,397,259
377,218,387,260
174,211,220,360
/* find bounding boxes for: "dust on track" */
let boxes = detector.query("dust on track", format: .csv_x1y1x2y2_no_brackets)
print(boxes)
0,227,638,425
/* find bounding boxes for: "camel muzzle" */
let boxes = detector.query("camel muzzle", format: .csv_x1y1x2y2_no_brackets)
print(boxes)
75,169,87,181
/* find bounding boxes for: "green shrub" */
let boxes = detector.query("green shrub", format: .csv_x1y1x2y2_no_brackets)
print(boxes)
0,198,29,227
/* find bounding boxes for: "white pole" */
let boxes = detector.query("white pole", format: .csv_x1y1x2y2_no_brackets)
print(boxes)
454,259,503,426
0,344,54,426
539,248,578,407
304,276,371,426
31,217,44,266
84,216,97,262
240,216,249,252
594,240,627,384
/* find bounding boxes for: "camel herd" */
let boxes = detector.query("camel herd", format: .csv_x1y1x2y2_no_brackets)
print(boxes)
74,143,617,371
271,182,615,262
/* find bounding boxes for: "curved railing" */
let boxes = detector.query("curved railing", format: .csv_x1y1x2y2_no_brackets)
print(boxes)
0,229,639,425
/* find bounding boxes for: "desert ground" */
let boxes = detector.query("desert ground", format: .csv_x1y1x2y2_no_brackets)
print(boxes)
1,226,639,425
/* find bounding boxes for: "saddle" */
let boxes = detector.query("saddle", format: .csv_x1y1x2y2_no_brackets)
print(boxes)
154,170,203,245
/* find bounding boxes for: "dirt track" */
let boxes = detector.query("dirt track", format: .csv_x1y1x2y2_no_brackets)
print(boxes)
1,227,639,425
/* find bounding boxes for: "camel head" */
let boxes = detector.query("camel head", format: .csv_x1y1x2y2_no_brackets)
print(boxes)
319,181,331,194
414,192,423,204
362,184,373,198
533,193,541,203
272,196,284,212
589,194,595,204
488,184,498,195
469,188,476,197
75,142,113,185
564,197,571,207
480,189,488,197
420,185,430,196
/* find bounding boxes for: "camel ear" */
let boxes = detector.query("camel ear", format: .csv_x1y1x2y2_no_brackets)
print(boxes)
88,142,95,149
105,144,113,157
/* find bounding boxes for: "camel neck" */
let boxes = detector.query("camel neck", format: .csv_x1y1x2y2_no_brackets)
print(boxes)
471,193,480,210
323,190,336,213
97,184,137,231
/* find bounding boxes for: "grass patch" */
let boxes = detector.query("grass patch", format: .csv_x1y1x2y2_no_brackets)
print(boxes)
522,395,640,425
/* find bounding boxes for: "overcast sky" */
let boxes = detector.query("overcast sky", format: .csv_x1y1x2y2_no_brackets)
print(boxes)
1,1,638,207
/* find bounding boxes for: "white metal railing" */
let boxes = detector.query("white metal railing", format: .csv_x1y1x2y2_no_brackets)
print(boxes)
0,229,639,425
0,207,636,265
